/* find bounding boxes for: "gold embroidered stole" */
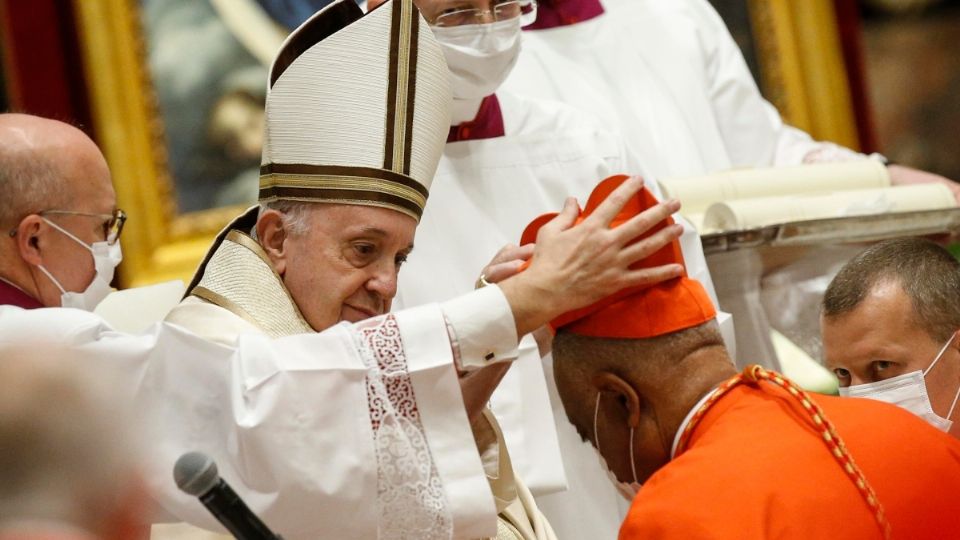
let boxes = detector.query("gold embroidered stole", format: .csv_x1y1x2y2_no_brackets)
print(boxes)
190,230,313,338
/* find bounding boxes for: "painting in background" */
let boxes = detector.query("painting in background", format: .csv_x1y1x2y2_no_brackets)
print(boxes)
861,0,960,182
139,0,351,214
140,0,268,213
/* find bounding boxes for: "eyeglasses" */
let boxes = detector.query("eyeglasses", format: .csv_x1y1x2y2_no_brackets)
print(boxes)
7,208,128,245
432,0,538,27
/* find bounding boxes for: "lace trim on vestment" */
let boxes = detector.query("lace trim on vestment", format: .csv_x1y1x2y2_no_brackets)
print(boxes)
353,314,453,540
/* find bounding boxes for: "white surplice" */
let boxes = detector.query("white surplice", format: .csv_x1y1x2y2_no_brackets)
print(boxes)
502,0,862,180
0,281,518,540
394,91,726,539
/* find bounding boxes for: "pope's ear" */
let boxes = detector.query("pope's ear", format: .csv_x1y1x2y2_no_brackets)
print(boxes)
591,371,642,429
13,215,44,266
256,210,289,274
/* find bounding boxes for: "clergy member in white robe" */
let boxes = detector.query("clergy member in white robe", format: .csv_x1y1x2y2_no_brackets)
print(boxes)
386,1,728,537
164,0,566,534
396,91,636,540
160,2,516,538
502,0,960,197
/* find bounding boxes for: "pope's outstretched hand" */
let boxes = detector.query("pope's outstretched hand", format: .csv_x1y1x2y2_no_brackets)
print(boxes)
498,176,683,337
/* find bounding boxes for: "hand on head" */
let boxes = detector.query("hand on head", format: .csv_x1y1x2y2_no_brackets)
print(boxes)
477,243,535,286
499,176,684,337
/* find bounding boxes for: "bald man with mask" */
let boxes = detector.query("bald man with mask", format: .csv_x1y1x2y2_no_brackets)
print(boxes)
0,114,124,311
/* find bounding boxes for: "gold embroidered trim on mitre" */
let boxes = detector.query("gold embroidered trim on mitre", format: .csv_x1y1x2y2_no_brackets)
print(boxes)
259,174,427,208
387,0,417,175
191,230,313,338
259,173,426,221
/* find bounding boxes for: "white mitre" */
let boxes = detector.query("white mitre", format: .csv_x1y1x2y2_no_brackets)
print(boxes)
258,0,452,221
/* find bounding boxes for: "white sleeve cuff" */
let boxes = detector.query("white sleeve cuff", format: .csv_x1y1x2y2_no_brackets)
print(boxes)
441,285,519,371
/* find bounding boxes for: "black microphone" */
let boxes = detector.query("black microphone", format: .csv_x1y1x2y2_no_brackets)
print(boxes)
174,452,283,540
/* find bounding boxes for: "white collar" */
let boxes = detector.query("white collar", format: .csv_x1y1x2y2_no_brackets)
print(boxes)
670,386,720,459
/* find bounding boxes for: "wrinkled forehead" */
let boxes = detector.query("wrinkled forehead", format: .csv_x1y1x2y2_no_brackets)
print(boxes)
310,203,417,241
820,294,933,368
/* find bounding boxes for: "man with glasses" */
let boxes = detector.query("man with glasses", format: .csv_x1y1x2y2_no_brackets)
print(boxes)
370,1,727,538
0,113,126,311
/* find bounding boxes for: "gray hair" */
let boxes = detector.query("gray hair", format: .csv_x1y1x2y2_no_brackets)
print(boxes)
256,200,317,237
0,354,142,532
0,148,64,228
822,237,960,342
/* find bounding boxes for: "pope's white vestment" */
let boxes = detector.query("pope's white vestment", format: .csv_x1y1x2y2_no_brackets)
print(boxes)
0,281,519,540
502,0,864,179
394,92,723,539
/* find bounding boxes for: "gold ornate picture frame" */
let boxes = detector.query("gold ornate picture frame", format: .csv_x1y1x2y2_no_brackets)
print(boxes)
72,0,862,287
73,0,255,287
711,0,862,150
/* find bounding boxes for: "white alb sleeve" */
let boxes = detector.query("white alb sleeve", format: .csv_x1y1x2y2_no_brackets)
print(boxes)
440,285,520,371
0,305,500,540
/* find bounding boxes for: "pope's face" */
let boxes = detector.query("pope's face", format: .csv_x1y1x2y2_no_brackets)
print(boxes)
821,279,960,422
280,205,415,331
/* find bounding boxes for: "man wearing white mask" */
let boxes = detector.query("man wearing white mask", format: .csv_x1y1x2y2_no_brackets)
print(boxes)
502,0,960,201
0,113,124,311
822,237,960,439
369,0,730,538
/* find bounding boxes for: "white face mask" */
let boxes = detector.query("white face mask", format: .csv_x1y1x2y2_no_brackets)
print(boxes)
594,393,643,501
34,217,122,311
839,333,960,432
431,18,522,101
